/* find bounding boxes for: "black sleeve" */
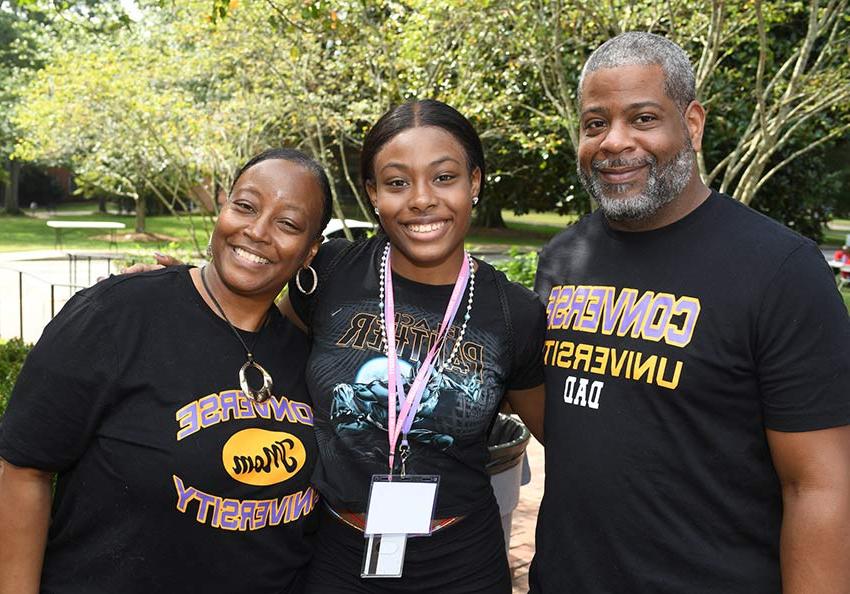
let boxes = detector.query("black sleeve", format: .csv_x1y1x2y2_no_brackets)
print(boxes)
0,292,118,471
288,239,352,328
506,285,547,391
757,242,850,431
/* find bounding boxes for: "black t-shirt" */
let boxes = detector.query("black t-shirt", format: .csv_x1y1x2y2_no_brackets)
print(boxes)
529,192,850,593
289,236,545,516
0,267,318,594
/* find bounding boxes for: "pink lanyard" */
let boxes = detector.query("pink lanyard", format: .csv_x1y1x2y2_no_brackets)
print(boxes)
384,246,470,474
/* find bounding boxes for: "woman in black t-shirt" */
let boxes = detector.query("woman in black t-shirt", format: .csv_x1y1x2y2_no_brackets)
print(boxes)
284,100,546,593
0,149,332,594
85,102,546,592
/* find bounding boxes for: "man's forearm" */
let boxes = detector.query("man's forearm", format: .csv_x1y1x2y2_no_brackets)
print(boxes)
0,459,52,594
780,485,850,594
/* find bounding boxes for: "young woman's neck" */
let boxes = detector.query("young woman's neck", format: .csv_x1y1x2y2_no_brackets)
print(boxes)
190,266,276,331
389,244,467,285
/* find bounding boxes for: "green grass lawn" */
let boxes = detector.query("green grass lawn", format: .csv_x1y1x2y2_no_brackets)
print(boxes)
0,205,575,255
2,205,849,314
0,210,212,256
466,211,577,249
0,203,843,256
825,218,850,246
840,286,850,312
824,228,848,246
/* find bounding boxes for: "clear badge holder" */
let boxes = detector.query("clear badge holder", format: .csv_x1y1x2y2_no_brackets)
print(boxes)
360,474,440,578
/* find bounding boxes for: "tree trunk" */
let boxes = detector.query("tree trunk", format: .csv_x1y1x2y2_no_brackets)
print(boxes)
473,199,505,228
98,195,107,213
4,159,20,215
135,196,146,232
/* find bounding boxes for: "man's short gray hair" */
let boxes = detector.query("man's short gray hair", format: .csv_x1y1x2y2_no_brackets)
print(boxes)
579,32,697,111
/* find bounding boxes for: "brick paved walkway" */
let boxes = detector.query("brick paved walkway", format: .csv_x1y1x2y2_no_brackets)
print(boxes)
509,438,544,593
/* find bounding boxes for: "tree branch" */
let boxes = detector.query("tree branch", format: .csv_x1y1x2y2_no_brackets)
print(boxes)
754,0,769,137
337,131,371,221
753,124,850,194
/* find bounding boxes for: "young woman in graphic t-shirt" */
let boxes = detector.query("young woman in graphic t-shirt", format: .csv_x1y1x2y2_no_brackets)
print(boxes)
283,100,546,593
0,149,332,594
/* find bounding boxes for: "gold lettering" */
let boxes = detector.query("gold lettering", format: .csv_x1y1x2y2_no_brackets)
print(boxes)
573,343,594,373
543,340,557,365
656,358,683,389
589,346,610,375
555,341,574,369
632,353,657,384
609,349,629,377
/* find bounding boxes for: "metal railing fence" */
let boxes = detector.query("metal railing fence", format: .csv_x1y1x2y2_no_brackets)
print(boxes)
0,254,119,343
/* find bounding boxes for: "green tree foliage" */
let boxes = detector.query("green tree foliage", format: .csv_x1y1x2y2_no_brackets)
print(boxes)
13,1,266,242
493,247,539,289
0,0,48,213
0,338,30,417
9,0,850,242
500,0,850,219
751,141,847,240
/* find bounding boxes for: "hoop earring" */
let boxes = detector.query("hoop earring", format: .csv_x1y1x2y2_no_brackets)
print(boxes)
295,265,318,295
472,196,479,206
374,207,379,216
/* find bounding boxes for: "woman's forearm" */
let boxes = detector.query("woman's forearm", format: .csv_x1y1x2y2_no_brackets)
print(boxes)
0,459,52,594
505,385,545,445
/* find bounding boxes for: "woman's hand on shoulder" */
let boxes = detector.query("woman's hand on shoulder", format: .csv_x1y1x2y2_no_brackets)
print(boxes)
120,263,163,275
119,252,183,275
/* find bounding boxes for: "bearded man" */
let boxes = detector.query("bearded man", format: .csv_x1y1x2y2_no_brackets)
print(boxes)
530,32,850,593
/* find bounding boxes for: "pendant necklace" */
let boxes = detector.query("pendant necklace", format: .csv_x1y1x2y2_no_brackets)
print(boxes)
200,265,274,403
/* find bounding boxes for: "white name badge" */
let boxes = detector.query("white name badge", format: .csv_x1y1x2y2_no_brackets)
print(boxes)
364,475,439,536
361,475,439,579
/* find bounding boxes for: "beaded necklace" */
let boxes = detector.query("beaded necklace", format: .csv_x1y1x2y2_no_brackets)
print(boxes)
378,242,475,373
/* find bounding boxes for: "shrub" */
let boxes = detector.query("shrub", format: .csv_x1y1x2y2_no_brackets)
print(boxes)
493,248,539,290
0,338,31,418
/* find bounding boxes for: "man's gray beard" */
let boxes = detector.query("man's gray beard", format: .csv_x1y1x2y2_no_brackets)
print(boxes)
578,143,695,222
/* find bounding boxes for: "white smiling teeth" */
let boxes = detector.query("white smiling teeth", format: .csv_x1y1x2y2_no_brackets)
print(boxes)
407,221,446,233
234,247,271,264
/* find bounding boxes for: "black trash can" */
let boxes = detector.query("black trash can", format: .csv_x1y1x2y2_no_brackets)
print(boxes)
487,413,531,554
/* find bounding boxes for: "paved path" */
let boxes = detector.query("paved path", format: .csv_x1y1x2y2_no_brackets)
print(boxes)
0,251,122,342
510,438,544,593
